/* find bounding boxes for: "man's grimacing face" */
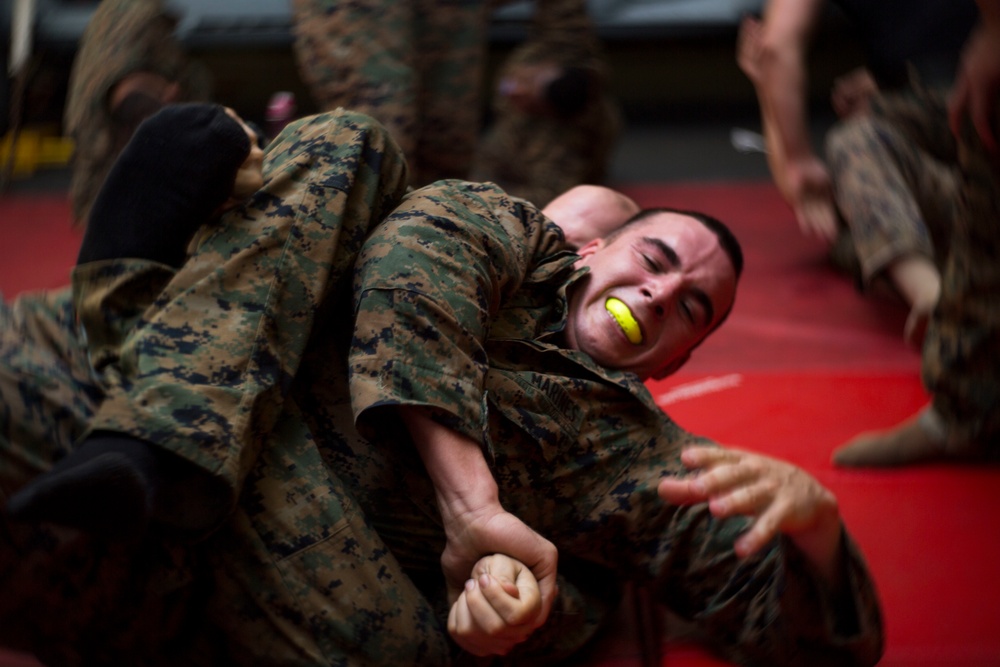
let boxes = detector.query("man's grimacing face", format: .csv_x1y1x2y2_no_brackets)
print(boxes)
565,212,738,380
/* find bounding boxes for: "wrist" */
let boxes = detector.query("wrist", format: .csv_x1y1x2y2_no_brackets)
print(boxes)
791,493,843,583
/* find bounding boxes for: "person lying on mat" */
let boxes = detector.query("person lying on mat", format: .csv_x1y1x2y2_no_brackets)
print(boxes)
832,0,1000,469
2,103,883,666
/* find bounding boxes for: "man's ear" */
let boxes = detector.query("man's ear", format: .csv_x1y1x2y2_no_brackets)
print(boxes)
574,237,604,259
574,239,604,259
652,352,691,380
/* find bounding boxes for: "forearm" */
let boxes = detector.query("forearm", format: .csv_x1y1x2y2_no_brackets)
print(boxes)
399,406,500,521
756,0,825,172
758,46,817,172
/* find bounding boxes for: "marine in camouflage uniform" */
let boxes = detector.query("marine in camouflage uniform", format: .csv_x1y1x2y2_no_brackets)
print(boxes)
3,108,884,664
64,0,210,226
290,0,489,188
471,0,621,207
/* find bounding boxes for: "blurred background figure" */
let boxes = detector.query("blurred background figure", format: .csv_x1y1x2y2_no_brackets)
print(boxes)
834,0,1000,468
290,0,489,188
471,0,621,207
63,0,210,227
738,0,977,346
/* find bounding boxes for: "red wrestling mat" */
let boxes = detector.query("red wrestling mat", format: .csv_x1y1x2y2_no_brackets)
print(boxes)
635,370,1000,667
3,184,999,666
0,195,81,297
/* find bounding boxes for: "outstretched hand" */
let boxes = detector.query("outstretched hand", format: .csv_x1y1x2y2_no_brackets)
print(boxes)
448,554,543,656
658,445,843,580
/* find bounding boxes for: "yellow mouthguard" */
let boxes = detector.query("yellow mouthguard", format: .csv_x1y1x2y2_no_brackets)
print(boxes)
605,297,642,344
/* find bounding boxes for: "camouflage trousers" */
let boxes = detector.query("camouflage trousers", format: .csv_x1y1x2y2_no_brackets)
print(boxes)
471,95,621,207
922,94,1000,456
291,0,489,188
64,0,209,226
825,88,959,286
0,289,210,666
830,85,1000,453
0,110,455,665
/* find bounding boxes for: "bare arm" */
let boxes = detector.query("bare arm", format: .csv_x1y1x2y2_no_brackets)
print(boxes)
398,407,557,650
741,0,839,241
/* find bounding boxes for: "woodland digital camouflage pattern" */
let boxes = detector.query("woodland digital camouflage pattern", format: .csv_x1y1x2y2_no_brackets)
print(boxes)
471,0,621,206
64,0,210,225
922,95,1000,456
827,84,1000,455
826,88,959,285
291,0,489,187
3,109,885,665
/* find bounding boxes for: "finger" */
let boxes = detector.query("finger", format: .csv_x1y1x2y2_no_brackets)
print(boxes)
657,476,707,505
680,445,738,470
707,478,776,518
463,578,507,634
481,571,541,628
522,540,558,622
476,553,522,599
451,582,511,656
802,200,838,243
447,590,466,637
733,502,785,558
464,579,530,652
693,467,760,509
449,591,482,653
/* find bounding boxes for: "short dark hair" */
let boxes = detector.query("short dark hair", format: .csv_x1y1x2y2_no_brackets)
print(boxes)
607,207,744,279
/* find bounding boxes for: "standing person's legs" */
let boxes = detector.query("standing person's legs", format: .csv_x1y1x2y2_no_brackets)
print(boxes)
65,0,209,226
411,0,490,184
291,0,419,171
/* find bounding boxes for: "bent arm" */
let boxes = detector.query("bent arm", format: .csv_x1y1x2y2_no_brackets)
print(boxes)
350,181,567,637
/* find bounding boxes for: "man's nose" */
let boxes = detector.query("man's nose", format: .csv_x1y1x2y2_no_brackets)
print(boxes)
641,274,682,317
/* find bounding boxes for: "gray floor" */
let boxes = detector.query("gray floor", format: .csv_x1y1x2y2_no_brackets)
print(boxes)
609,118,771,183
